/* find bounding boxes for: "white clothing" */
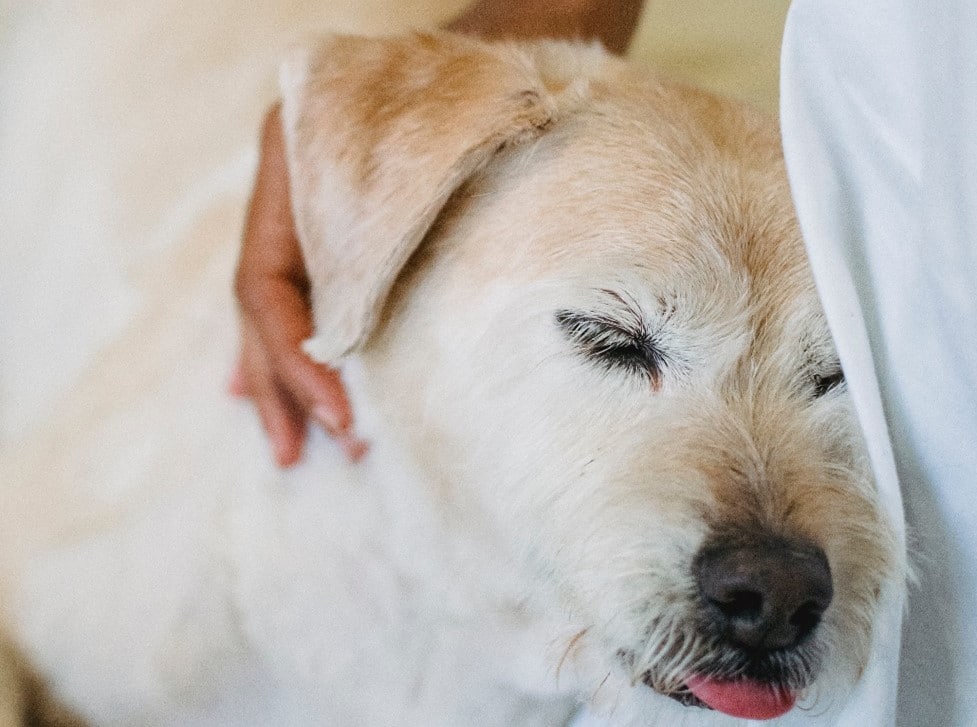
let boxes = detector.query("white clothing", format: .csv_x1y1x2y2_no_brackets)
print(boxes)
781,1,977,725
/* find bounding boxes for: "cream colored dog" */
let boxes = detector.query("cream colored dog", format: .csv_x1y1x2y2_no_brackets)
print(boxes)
1,33,900,726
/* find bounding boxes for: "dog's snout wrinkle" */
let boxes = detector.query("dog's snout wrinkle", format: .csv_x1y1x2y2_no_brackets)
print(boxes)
694,537,833,652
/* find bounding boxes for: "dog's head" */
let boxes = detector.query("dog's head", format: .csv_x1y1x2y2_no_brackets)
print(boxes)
280,33,901,722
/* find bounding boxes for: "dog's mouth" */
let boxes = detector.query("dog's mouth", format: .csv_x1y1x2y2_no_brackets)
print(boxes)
651,673,796,719
655,681,710,710
625,644,817,720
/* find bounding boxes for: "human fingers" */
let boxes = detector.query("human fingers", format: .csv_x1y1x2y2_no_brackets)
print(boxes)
236,267,353,435
237,323,308,467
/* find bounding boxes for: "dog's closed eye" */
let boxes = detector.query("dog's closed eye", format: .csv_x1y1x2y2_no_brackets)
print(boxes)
556,308,668,390
812,368,845,398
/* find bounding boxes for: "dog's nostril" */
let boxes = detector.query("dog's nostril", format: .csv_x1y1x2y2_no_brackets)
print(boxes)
789,600,826,632
695,536,833,651
711,589,764,620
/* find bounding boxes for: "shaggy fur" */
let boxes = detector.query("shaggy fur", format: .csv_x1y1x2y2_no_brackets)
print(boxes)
0,33,901,726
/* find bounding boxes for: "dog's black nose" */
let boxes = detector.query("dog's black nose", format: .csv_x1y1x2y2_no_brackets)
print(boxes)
694,537,833,651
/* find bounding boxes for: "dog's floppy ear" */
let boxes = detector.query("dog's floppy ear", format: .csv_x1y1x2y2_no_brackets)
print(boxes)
279,32,598,363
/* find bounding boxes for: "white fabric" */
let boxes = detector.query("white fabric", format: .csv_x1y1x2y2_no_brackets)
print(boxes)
781,1,977,725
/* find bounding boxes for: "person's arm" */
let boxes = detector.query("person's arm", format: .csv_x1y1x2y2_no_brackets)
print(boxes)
446,0,644,54
233,0,645,467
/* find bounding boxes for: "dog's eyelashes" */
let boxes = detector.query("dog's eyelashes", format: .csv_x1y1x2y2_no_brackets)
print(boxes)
556,309,667,389
811,369,845,398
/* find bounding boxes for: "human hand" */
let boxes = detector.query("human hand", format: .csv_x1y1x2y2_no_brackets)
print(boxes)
232,104,367,466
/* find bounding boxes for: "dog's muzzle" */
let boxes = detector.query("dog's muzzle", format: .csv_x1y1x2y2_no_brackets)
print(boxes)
633,534,833,720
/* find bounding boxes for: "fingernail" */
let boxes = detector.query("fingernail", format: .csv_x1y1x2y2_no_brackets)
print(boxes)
273,439,291,466
337,433,369,463
313,405,344,434
228,367,246,398
271,432,296,468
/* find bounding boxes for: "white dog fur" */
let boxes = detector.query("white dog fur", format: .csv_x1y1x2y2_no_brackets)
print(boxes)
0,32,901,726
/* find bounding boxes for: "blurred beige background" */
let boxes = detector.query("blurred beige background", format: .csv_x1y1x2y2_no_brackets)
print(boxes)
635,0,789,112
0,0,789,440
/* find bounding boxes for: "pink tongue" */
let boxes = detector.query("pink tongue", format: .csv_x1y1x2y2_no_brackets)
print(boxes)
686,675,796,720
